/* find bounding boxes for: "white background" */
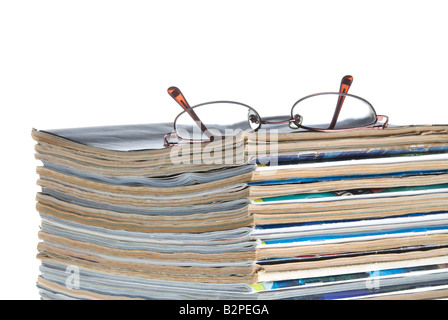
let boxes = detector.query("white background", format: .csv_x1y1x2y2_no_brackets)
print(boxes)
1,0,447,299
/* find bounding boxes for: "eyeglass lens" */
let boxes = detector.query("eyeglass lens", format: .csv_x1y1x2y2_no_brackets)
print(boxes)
174,94,377,140
174,102,261,140
291,93,377,130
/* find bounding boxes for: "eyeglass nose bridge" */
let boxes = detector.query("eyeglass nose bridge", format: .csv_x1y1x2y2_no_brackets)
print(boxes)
259,114,303,130
289,114,303,129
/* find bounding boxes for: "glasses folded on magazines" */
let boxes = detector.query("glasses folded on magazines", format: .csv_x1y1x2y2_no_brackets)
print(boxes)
163,75,389,147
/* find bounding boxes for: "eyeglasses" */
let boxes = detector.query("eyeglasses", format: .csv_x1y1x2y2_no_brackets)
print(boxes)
163,75,389,147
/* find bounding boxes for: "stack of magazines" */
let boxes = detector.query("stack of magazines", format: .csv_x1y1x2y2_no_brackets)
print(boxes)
32,123,448,299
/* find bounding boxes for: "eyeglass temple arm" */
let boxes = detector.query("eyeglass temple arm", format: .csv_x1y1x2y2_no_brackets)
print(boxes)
167,86,211,137
328,75,353,129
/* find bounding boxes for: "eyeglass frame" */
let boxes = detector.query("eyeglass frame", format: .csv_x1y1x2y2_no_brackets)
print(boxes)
163,77,389,147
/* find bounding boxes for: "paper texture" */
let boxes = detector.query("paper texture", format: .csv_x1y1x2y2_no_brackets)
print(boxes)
32,124,448,299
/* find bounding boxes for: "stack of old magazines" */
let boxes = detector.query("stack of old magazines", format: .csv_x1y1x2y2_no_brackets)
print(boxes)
33,122,448,300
